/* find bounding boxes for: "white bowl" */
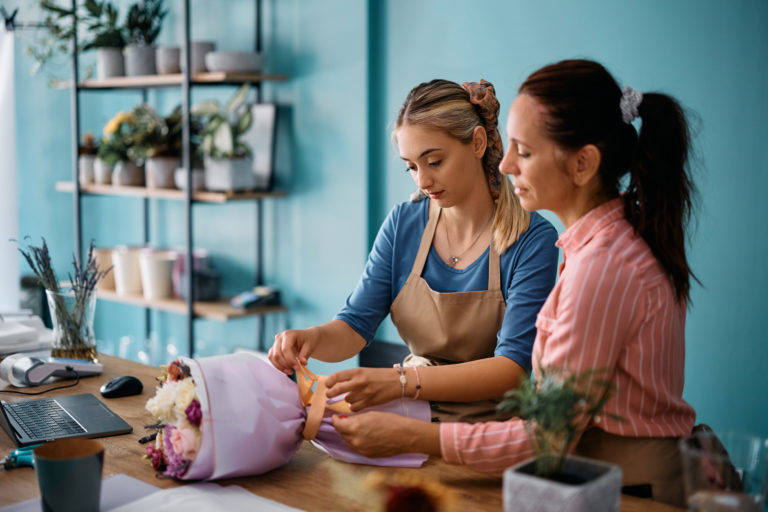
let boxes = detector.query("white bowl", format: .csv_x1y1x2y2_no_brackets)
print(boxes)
204,51,264,73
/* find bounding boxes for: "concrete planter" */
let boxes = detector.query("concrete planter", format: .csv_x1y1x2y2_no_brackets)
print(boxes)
96,47,124,79
112,161,144,186
124,44,156,76
503,455,622,512
93,158,113,184
145,156,180,188
204,156,255,191
78,154,96,185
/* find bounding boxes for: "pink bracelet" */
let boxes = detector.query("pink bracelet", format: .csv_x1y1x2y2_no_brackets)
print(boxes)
412,366,422,400
393,363,406,398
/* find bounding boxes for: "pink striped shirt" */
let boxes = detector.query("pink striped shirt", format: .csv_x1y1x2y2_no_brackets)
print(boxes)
440,198,697,473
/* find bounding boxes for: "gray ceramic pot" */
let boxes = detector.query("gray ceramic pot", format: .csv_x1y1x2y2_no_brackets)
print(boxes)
96,48,124,80
124,44,156,76
503,455,622,512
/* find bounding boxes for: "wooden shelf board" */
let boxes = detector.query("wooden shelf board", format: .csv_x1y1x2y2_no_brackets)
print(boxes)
56,181,285,202
96,289,286,321
79,72,288,89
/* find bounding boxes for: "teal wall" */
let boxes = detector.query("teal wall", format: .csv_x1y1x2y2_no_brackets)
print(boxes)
11,1,768,437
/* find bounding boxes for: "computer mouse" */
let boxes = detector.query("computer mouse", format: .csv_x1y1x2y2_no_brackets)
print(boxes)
100,375,144,398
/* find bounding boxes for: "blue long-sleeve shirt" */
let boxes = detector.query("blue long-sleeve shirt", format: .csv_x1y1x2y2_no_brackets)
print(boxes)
335,199,559,372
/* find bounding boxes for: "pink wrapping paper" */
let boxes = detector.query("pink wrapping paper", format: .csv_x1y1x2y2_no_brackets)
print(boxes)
180,352,430,480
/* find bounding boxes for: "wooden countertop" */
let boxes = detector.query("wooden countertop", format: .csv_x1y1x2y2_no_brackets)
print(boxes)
0,354,683,511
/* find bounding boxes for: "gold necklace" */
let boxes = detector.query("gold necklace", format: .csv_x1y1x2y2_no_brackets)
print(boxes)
442,208,495,267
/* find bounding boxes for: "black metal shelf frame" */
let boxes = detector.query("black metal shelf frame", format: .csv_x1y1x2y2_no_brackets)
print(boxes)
69,0,274,357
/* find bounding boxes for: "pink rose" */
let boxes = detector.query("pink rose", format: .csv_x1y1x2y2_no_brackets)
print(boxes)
170,425,200,460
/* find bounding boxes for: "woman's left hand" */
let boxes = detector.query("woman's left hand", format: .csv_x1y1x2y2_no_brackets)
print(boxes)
331,412,426,458
325,368,401,411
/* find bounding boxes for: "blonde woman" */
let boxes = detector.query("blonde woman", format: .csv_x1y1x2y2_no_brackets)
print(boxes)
270,79,558,421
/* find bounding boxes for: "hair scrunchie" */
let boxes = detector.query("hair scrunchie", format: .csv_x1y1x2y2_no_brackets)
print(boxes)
462,79,504,200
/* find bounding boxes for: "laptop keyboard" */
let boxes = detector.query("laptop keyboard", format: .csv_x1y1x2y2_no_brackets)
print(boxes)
5,398,86,440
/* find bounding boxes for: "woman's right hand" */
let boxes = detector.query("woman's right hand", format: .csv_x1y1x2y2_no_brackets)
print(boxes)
268,327,319,374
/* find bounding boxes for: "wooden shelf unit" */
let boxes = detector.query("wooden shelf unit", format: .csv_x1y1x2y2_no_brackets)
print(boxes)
78,72,288,89
96,289,286,322
56,181,285,203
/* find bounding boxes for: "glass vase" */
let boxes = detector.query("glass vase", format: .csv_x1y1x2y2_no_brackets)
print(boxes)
45,289,99,362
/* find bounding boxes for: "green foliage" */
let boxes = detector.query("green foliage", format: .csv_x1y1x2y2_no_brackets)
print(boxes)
97,110,137,165
80,0,127,50
497,364,620,478
16,238,109,350
124,0,167,45
130,104,203,160
192,83,254,159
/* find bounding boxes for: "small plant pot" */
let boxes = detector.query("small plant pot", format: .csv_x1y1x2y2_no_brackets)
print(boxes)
204,156,255,191
146,156,181,188
92,247,115,290
78,154,96,185
181,41,215,74
503,455,622,512
94,159,113,184
96,47,124,79
138,249,177,300
124,44,156,76
111,246,144,296
174,167,205,191
155,46,180,74
112,161,145,186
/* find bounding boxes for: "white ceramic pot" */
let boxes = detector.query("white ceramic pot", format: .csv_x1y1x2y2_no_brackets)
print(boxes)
96,47,124,79
204,51,264,73
92,247,115,290
124,44,156,76
138,249,177,300
155,46,180,74
204,156,255,191
112,161,144,186
146,156,181,188
174,167,205,191
93,158,113,184
111,247,143,296
78,154,96,185
181,41,215,74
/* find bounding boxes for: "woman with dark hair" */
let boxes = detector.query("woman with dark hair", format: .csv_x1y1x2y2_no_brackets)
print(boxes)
269,79,559,421
332,60,698,507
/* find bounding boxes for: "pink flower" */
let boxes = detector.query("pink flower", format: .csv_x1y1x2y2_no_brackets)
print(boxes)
170,424,201,461
145,442,166,471
186,399,202,427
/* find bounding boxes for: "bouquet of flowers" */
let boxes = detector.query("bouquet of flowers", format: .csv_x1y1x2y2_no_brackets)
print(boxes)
142,352,430,480
143,360,202,477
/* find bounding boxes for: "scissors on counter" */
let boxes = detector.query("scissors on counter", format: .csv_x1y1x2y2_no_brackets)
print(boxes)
1,444,39,469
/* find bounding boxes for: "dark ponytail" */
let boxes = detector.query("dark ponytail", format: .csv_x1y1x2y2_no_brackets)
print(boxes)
519,59,698,303
626,93,698,303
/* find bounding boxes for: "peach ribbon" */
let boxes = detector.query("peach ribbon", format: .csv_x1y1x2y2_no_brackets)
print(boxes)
296,364,352,441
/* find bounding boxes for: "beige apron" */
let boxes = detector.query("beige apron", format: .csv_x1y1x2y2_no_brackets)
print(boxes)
389,206,507,422
574,428,685,508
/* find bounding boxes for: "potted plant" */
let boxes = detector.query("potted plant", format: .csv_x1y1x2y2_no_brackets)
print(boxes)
78,132,98,185
131,104,202,188
498,364,623,512
97,109,143,186
17,238,109,362
123,0,167,76
192,83,255,191
80,0,127,79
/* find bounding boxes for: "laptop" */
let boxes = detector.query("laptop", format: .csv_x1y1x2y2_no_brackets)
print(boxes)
0,393,132,447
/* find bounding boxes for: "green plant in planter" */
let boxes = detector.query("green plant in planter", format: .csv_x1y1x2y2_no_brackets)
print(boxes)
24,0,126,85
97,110,137,165
80,0,127,51
192,83,254,158
124,0,167,45
130,104,203,160
497,363,620,479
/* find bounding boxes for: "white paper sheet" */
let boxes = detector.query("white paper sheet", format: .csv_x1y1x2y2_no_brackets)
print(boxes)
109,482,305,512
